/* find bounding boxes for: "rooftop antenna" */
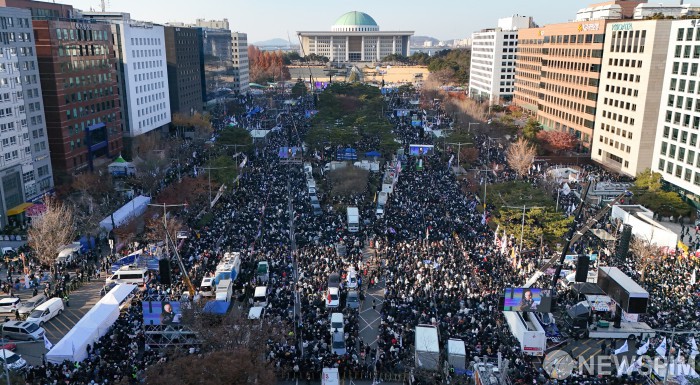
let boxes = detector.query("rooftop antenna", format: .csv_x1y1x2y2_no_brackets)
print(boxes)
100,0,107,12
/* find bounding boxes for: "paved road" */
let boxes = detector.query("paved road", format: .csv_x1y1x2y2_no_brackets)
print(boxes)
14,280,104,366
558,337,640,376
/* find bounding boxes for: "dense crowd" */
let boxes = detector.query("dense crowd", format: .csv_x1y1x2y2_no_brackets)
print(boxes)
15,88,700,385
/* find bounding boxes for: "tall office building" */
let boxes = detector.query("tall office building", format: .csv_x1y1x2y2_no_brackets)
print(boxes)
469,16,533,104
514,20,608,151
0,7,54,227
651,20,700,200
591,19,672,176
231,31,248,94
164,25,204,115
81,12,171,152
193,19,232,65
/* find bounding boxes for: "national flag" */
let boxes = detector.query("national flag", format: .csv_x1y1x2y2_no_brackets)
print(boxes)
614,340,629,355
494,225,500,246
44,334,53,350
481,213,486,225
656,337,667,357
637,339,650,355
562,183,571,196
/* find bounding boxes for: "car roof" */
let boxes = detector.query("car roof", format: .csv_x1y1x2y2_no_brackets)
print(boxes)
0,298,19,303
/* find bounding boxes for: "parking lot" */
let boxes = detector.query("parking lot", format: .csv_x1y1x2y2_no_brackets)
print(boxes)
1,280,104,366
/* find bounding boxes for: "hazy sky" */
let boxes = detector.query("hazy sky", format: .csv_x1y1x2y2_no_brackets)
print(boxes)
61,0,581,43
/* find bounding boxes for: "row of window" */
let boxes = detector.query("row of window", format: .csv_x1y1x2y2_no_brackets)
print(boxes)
137,113,167,129
664,110,700,129
56,28,109,42
64,87,116,105
657,158,700,186
602,96,637,112
0,17,30,30
59,59,111,73
599,135,631,153
676,27,700,42
132,48,163,58
66,102,116,121
58,44,108,57
0,31,32,44
137,102,166,117
601,110,635,126
608,30,647,54
662,126,698,146
130,37,162,46
62,73,114,89
608,58,643,68
135,81,165,95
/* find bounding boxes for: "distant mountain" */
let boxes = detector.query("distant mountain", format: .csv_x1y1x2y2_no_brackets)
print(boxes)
252,38,293,47
411,35,441,46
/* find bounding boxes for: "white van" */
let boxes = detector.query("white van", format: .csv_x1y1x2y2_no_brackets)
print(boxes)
330,312,344,335
107,266,148,286
253,286,268,307
26,298,64,326
199,277,215,297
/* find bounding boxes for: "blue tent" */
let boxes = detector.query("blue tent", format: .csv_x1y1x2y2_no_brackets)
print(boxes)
203,300,230,315
365,151,381,157
336,148,358,160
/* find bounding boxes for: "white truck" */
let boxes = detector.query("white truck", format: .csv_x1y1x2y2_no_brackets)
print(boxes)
503,311,546,356
415,324,440,371
376,192,388,218
447,338,466,371
347,207,359,232
215,279,233,302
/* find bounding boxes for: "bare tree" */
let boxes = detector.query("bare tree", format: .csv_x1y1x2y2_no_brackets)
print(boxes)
630,235,662,282
142,349,276,385
506,138,536,179
28,197,76,266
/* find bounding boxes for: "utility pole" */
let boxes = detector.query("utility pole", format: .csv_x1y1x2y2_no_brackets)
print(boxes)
504,205,545,252
468,167,491,210
148,203,188,258
446,142,472,170
197,165,238,207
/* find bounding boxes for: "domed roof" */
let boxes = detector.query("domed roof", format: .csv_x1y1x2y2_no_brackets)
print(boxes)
333,11,377,27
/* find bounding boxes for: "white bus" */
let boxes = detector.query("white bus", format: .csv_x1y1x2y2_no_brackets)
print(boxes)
107,266,148,286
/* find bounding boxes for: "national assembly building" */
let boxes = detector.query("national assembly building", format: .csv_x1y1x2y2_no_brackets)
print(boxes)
297,11,413,63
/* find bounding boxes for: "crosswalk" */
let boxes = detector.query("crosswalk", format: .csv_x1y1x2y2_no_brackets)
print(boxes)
358,244,384,349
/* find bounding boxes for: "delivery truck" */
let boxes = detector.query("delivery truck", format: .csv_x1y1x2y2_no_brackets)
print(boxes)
415,324,440,371
347,207,359,232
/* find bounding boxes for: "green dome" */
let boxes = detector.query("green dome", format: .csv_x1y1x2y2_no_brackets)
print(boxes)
333,11,377,27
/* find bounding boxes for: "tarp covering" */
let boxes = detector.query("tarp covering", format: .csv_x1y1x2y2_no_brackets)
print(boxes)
99,195,151,232
203,300,231,315
46,285,130,364
567,302,590,319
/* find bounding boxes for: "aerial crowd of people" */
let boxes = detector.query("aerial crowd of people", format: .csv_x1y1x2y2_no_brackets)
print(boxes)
9,87,700,385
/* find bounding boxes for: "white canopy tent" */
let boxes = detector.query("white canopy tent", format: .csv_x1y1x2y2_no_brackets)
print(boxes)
99,195,151,232
46,285,134,364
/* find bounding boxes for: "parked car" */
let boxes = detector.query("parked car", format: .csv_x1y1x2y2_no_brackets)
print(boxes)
0,349,27,371
326,287,340,308
1,321,44,341
0,298,21,314
0,338,16,351
346,291,360,309
17,294,47,316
